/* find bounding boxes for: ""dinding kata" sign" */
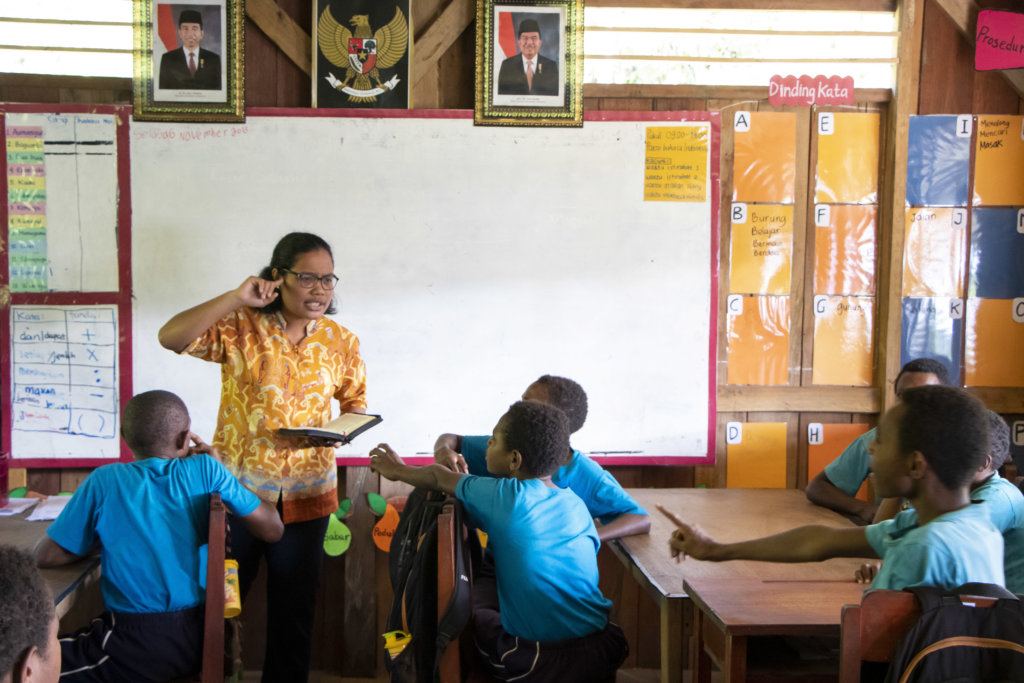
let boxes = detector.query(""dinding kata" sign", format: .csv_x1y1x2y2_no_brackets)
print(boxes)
768,75,854,107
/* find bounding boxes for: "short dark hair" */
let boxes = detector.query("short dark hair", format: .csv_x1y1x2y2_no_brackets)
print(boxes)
0,545,54,676
894,358,950,395
121,390,190,456
257,232,337,315
178,9,203,27
499,400,569,478
897,385,988,490
987,410,1011,471
533,375,587,433
517,18,541,38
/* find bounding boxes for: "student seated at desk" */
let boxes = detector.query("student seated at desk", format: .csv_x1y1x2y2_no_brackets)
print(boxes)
664,386,1004,591
371,400,628,681
433,375,650,541
34,390,284,683
805,358,949,525
1,545,60,683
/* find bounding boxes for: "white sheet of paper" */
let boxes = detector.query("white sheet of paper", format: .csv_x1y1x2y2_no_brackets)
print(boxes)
25,495,71,521
0,497,40,516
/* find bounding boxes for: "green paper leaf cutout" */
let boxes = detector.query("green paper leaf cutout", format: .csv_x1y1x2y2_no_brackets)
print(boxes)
324,515,352,556
366,491,386,516
335,497,352,519
9,486,27,498
58,492,73,496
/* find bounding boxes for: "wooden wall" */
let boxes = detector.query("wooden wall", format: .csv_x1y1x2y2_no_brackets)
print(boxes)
5,0,1024,676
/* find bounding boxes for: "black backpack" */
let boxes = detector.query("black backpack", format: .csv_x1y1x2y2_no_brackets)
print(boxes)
384,488,477,683
884,583,1024,683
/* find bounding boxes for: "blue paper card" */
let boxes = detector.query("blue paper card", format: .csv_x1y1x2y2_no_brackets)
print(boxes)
969,207,1024,298
901,296,963,382
906,116,971,207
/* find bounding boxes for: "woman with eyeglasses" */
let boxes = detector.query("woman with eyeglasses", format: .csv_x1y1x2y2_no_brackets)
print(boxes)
159,232,366,683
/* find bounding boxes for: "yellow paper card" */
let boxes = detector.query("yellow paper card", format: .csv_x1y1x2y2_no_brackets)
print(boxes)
974,116,1024,206
644,125,708,202
965,298,1024,386
807,423,871,501
732,111,796,203
903,208,967,297
814,112,880,204
726,294,790,385
812,295,874,386
726,422,787,488
729,204,793,294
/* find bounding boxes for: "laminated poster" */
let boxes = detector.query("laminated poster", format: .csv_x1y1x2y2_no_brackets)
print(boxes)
965,298,1024,387
903,208,967,298
813,203,876,296
974,116,1024,207
900,297,963,383
729,203,793,295
906,115,971,207
725,294,790,385
732,111,796,204
811,295,873,386
814,112,879,204
807,422,871,502
725,421,786,488
969,208,1024,299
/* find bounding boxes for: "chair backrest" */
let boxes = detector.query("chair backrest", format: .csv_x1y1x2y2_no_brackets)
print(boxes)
436,503,460,683
202,492,226,683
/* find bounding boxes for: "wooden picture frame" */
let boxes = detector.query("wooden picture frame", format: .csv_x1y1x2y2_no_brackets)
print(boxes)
474,0,583,127
133,0,244,122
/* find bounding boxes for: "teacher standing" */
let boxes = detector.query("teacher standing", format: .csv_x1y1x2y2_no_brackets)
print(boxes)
158,232,366,682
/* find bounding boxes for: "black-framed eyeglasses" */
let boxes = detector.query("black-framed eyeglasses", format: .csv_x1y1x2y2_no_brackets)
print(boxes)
280,269,339,290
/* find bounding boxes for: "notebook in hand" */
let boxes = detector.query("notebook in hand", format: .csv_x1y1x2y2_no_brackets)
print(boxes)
278,413,382,443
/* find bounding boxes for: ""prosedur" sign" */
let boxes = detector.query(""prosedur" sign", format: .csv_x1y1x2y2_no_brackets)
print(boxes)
768,75,854,107
975,10,1024,71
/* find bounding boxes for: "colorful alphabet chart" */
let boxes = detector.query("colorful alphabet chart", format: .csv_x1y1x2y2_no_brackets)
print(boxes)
903,115,1024,386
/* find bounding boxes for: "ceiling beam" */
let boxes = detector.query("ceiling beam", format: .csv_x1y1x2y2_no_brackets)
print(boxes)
247,0,311,76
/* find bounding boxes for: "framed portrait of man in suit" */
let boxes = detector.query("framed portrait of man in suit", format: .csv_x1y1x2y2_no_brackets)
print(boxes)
474,0,582,127
133,0,244,122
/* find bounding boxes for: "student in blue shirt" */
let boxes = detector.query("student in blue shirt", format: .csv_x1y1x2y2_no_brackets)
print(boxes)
664,386,1004,592
371,400,628,681
434,375,650,540
1,545,60,683
34,390,284,683
805,358,949,525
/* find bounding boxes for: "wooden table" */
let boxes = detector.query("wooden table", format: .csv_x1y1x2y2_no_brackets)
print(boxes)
610,488,869,683
2,504,101,619
685,576,865,682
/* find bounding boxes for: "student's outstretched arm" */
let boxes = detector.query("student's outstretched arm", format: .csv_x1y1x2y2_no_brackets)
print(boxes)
805,471,877,526
240,501,285,542
158,276,281,352
34,536,84,568
658,505,876,563
433,433,467,474
372,443,463,494
596,512,651,541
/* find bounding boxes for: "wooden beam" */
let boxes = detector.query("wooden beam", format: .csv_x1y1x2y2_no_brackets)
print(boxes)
584,83,893,103
246,0,311,76
716,386,880,413
933,0,1024,99
412,0,475,87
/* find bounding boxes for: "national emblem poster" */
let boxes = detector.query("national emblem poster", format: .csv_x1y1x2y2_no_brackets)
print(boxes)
312,0,412,108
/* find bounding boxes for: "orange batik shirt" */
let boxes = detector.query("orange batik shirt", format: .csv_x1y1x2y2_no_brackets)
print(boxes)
185,307,367,523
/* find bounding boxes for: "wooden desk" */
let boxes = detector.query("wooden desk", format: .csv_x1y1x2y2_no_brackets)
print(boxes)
610,489,868,683
2,506,101,619
685,576,864,682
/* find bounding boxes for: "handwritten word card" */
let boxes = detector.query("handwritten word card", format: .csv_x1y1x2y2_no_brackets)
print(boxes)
644,125,708,202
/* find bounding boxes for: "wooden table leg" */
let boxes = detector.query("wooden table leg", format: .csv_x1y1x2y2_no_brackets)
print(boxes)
693,609,712,683
722,634,746,682
660,597,684,683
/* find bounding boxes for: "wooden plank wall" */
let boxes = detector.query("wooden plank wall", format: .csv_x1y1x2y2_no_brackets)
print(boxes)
4,0,1024,676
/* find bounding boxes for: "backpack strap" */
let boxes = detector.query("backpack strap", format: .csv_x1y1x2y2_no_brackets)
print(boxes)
433,497,479,680
905,582,1017,613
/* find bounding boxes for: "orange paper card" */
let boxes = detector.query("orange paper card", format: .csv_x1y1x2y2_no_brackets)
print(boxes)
965,298,1024,386
814,112,880,204
726,422,787,488
807,423,871,501
903,208,968,297
812,295,874,386
729,203,793,294
814,204,877,295
732,111,796,204
974,116,1024,206
726,295,790,385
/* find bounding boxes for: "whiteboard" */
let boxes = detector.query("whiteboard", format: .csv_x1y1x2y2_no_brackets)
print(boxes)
130,111,718,464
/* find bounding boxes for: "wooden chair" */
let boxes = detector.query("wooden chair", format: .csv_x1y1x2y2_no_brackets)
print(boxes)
202,492,226,683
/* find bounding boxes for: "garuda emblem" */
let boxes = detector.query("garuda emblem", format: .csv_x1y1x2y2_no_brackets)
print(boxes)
318,7,409,103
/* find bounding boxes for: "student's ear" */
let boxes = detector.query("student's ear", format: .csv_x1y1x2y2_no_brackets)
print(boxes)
174,428,191,454
907,450,927,480
13,645,36,683
509,450,523,475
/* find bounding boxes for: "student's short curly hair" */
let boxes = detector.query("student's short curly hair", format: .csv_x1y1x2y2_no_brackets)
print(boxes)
0,545,54,676
500,400,570,478
894,358,950,395
533,375,588,433
986,410,1011,471
121,390,190,455
257,232,337,315
898,385,988,490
